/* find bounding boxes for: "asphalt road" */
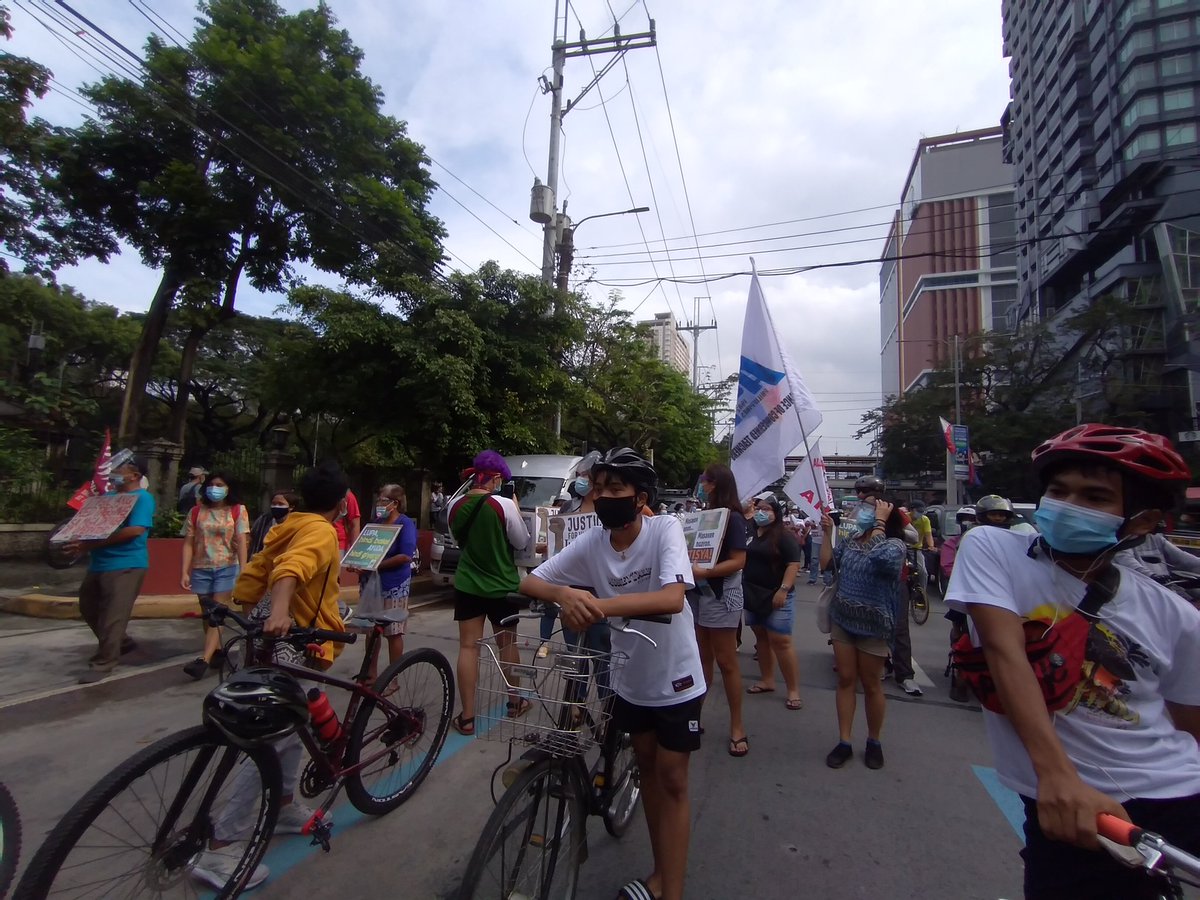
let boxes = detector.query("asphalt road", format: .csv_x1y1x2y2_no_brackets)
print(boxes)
2,585,1031,899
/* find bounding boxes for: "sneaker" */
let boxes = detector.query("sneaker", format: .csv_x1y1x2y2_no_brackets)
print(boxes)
183,657,209,680
900,679,924,696
535,644,550,659
119,637,138,655
190,843,269,890
77,667,113,684
806,579,817,585
825,741,853,769
864,739,885,769
276,801,331,835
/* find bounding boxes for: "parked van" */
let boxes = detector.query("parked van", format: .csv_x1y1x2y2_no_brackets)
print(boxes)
429,454,583,587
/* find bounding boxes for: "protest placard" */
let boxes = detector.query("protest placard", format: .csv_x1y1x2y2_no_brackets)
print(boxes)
546,511,602,558
515,506,556,568
681,508,730,565
341,524,402,571
50,493,138,543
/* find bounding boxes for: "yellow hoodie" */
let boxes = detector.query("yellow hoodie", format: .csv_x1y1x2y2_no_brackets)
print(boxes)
232,512,345,666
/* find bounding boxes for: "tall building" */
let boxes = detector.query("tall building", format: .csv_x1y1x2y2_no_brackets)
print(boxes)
638,311,691,376
1002,0,1200,436
880,128,1017,397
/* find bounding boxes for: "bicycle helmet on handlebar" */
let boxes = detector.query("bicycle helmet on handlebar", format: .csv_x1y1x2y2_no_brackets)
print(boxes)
592,447,658,505
203,667,309,749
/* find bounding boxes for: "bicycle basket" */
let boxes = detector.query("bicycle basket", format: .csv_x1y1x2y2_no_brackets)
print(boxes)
475,635,626,757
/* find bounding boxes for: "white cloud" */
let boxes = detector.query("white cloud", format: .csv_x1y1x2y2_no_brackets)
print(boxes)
6,0,1010,453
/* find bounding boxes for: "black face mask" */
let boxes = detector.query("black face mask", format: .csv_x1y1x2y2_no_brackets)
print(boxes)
270,506,289,522
594,495,640,529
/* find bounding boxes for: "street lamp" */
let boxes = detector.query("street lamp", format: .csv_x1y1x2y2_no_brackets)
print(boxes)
554,206,649,294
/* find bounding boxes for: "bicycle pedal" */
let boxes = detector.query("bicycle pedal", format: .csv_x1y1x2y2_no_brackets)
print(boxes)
308,818,333,852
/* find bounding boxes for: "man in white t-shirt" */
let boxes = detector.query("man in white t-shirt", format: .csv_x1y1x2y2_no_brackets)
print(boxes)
946,424,1200,900
522,447,702,900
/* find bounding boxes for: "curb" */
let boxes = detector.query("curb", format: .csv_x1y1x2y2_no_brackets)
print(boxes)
0,575,442,620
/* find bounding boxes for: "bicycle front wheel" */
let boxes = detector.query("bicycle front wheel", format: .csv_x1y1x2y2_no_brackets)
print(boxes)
0,780,21,898
910,585,930,626
458,758,586,900
14,724,281,900
601,730,641,838
344,647,454,815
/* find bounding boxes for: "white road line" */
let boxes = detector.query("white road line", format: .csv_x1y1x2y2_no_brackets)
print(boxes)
912,657,936,690
0,656,192,711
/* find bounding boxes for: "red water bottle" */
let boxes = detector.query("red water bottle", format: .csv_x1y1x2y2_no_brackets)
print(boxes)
307,688,343,745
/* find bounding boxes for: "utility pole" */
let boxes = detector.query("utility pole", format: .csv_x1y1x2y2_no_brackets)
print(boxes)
531,2,656,295
678,297,716,389
953,333,962,426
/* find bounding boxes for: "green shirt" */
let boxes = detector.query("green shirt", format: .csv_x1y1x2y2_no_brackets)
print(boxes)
450,494,524,598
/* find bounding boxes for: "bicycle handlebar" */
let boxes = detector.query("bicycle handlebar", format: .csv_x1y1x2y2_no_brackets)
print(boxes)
203,601,358,645
1097,813,1140,846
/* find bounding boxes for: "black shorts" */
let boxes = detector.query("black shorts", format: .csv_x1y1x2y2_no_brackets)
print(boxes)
453,589,520,628
611,693,705,753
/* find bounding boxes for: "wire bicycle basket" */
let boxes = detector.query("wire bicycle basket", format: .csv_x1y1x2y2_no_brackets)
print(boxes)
476,635,625,757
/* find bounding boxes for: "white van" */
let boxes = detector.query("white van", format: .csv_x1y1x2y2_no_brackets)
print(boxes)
429,454,583,587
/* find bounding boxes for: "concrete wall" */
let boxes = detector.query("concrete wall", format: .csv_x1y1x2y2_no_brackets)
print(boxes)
0,524,55,560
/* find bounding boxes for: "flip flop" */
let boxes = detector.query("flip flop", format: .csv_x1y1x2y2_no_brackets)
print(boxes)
746,684,775,694
451,713,475,736
728,736,749,757
616,878,660,900
507,697,532,719
785,697,804,710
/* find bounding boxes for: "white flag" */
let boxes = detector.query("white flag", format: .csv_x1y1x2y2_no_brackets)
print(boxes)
782,438,834,520
730,270,823,499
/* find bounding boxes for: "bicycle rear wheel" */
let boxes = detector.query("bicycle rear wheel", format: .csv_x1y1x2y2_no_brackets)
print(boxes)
458,758,586,900
910,583,930,626
344,647,454,815
0,780,20,899
601,730,641,838
14,724,281,900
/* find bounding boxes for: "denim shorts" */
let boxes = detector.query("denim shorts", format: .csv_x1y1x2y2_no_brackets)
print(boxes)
744,592,795,635
192,564,240,596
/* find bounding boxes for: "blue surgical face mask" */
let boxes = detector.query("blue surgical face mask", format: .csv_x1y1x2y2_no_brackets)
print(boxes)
1033,496,1124,555
206,486,228,502
374,504,390,520
753,510,772,526
855,507,877,533
696,482,708,503
574,477,590,496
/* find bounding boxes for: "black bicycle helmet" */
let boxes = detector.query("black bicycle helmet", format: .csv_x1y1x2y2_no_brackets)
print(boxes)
592,447,658,504
854,475,886,497
203,667,309,749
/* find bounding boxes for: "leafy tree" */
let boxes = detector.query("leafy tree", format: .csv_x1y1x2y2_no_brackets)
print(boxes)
56,0,445,443
0,6,116,274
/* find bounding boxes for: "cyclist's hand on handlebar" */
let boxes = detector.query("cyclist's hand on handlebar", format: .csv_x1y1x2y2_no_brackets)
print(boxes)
263,609,293,638
1036,771,1129,849
557,587,604,632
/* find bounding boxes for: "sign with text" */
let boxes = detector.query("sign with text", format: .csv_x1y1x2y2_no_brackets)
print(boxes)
50,493,138,543
682,508,730,566
341,524,402,571
546,511,602,558
516,506,556,568
953,425,970,479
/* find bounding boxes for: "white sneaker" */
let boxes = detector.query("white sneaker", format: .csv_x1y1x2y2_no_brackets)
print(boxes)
535,644,550,659
276,801,331,834
190,843,269,890
900,679,924,696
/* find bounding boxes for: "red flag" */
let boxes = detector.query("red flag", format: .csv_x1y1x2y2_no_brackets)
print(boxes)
67,430,113,511
938,417,955,454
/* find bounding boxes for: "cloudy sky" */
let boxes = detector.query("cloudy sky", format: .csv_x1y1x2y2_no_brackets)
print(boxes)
6,0,1011,454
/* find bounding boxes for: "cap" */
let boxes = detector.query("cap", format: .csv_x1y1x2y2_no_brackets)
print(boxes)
188,466,207,477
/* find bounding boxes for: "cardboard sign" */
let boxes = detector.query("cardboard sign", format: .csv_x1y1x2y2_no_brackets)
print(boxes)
51,493,138,543
515,506,556,568
341,524,402,571
681,508,730,566
546,511,602,558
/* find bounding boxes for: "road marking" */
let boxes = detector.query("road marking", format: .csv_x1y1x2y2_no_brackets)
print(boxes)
0,655,193,711
911,658,936,690
973,764,1025,842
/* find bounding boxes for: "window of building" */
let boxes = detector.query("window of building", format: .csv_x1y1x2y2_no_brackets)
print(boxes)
990,284,1018,334
1165,122,1198,145
1121,61,1158,95
1124,129,1163,159
1159,18,1191,41
1161,53,1194,77
1120,0,1152,28
1159,0,1188,9
1120,29,1155,63
1122,94,1160,127
1165,86,1194,110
